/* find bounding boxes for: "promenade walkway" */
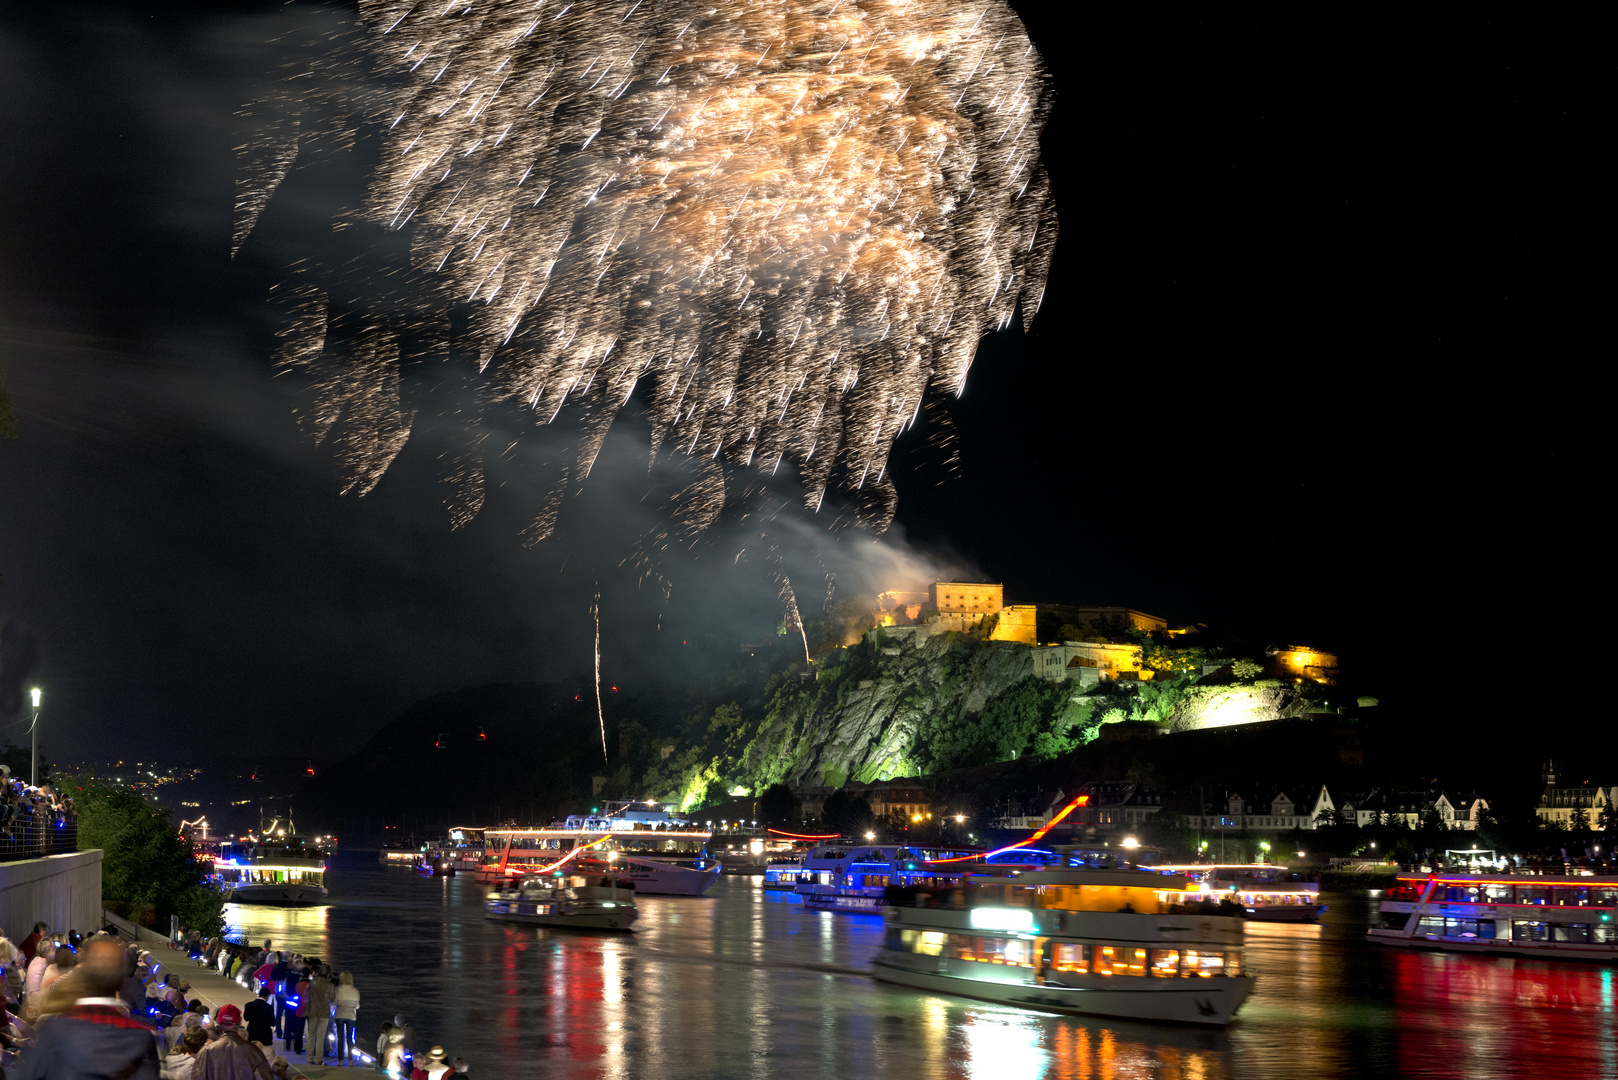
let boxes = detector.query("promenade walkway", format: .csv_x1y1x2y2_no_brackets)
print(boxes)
102,911,373,1077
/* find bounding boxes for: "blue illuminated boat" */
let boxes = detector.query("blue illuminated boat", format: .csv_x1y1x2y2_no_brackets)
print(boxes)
793,843,978,913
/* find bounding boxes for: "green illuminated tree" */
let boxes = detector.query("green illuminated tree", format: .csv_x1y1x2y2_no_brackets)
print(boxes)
1231,659,1262,680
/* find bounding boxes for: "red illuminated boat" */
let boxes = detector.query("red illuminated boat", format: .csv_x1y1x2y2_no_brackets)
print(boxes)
1369,871,1618,960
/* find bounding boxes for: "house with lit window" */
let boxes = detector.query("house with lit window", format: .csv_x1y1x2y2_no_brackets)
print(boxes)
1339,789,1488,830
1031,641,1145,685
1183,785,1337,835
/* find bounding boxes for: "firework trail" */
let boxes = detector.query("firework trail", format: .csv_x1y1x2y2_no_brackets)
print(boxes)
778,573,811,664
238,0,1057,542
593,588,607,765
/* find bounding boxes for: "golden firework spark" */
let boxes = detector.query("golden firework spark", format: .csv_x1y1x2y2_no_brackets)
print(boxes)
239,0,1057,539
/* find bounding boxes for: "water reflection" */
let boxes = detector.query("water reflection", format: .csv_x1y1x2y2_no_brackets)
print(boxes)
216,861,1618,1079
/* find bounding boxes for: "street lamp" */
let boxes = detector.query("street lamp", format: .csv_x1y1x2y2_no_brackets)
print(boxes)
29,688,42,787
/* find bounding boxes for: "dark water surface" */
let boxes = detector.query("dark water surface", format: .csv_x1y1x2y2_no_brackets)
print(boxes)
222,856,1618,1079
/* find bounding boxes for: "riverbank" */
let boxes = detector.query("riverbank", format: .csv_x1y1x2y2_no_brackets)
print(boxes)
103,910,375,1077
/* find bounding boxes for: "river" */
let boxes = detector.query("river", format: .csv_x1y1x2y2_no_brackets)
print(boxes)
220,855,1618,1079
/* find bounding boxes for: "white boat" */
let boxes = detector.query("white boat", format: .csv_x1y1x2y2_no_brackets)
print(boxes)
1369,871,1618,960
484,872,638,931
211,855,328,906
476,802,721,896
1156,864,1327,923
874,866,1254,1026
611,854,721,896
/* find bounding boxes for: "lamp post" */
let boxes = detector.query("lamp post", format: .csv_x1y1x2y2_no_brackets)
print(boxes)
29,687,42,787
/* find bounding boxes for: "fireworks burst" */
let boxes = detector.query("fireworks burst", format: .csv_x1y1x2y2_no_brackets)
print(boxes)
239,0,1057,541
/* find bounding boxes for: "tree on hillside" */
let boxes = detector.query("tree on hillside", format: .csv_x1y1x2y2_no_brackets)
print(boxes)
1,741,50,784
822,788,874,837
758,783,800,828
72,780,225,936
1230,659,1262,680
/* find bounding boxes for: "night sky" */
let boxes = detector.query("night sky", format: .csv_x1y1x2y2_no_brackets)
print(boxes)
0,5,1589,763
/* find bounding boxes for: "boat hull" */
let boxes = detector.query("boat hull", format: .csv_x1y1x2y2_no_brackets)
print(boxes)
227,884,328,907
801,891,884,914
1367,927,1618,962
483,899,637,931
1246,904,1326,923
617,864,720,897
872,956,1252,1026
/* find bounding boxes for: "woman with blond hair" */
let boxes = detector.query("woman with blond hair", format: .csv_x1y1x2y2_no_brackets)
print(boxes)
333,970,360,1065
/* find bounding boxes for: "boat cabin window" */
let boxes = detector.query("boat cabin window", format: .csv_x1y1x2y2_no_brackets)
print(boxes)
1482,883,1513,902
1051,943,1088,973
1594,887,1618,906
1516,885,1550,906
1091,946,1146,978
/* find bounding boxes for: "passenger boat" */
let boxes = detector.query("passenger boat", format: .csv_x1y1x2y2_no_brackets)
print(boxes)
794,843,978,913
1157,864,1327,923
762,856,808,891
483,872,638,931
204,817,330,905
476,802,720,896
444,828,484,872
1368,871,1618,960
874,866,1254,1025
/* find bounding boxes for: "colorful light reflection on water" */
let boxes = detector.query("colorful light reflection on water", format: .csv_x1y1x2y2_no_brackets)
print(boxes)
219,859,1618,1079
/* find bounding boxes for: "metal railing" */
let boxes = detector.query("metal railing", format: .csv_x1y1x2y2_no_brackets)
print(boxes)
0,810,79,862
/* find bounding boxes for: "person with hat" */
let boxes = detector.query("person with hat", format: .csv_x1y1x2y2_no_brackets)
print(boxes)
420,1045,452,1079
193,1003,276,1079
5,935,161,1079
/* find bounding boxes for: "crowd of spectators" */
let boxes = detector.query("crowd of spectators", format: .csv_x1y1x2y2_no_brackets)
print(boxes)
0,767,77,862
0,919,474,1078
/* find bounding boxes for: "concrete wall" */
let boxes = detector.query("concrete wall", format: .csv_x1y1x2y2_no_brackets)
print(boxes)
0,850,104,938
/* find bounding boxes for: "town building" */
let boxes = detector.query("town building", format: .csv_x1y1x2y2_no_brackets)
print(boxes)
1031,641,1145,685
1045,606,1168,635
1337,789,1489,830
1187,787,1335,835
1536,763,1613,829
1266,645,1339,685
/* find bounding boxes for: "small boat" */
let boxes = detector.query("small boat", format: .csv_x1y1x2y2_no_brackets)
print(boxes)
874,865,1254,1026
484,872,638,931
415,845,457,876
1156,864,1327,922
1369,871,1618,960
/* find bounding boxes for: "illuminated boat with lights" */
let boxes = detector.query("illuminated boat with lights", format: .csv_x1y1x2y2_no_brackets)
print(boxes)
476,803,720,895
874,867,1253,1025
206,817,330,905
211,854,328,906
1156,864,1326,923
1368,871,1618,960
483,872,638,931
794,844,980,913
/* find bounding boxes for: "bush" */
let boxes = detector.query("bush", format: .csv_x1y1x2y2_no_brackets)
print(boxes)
71,780,225,936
